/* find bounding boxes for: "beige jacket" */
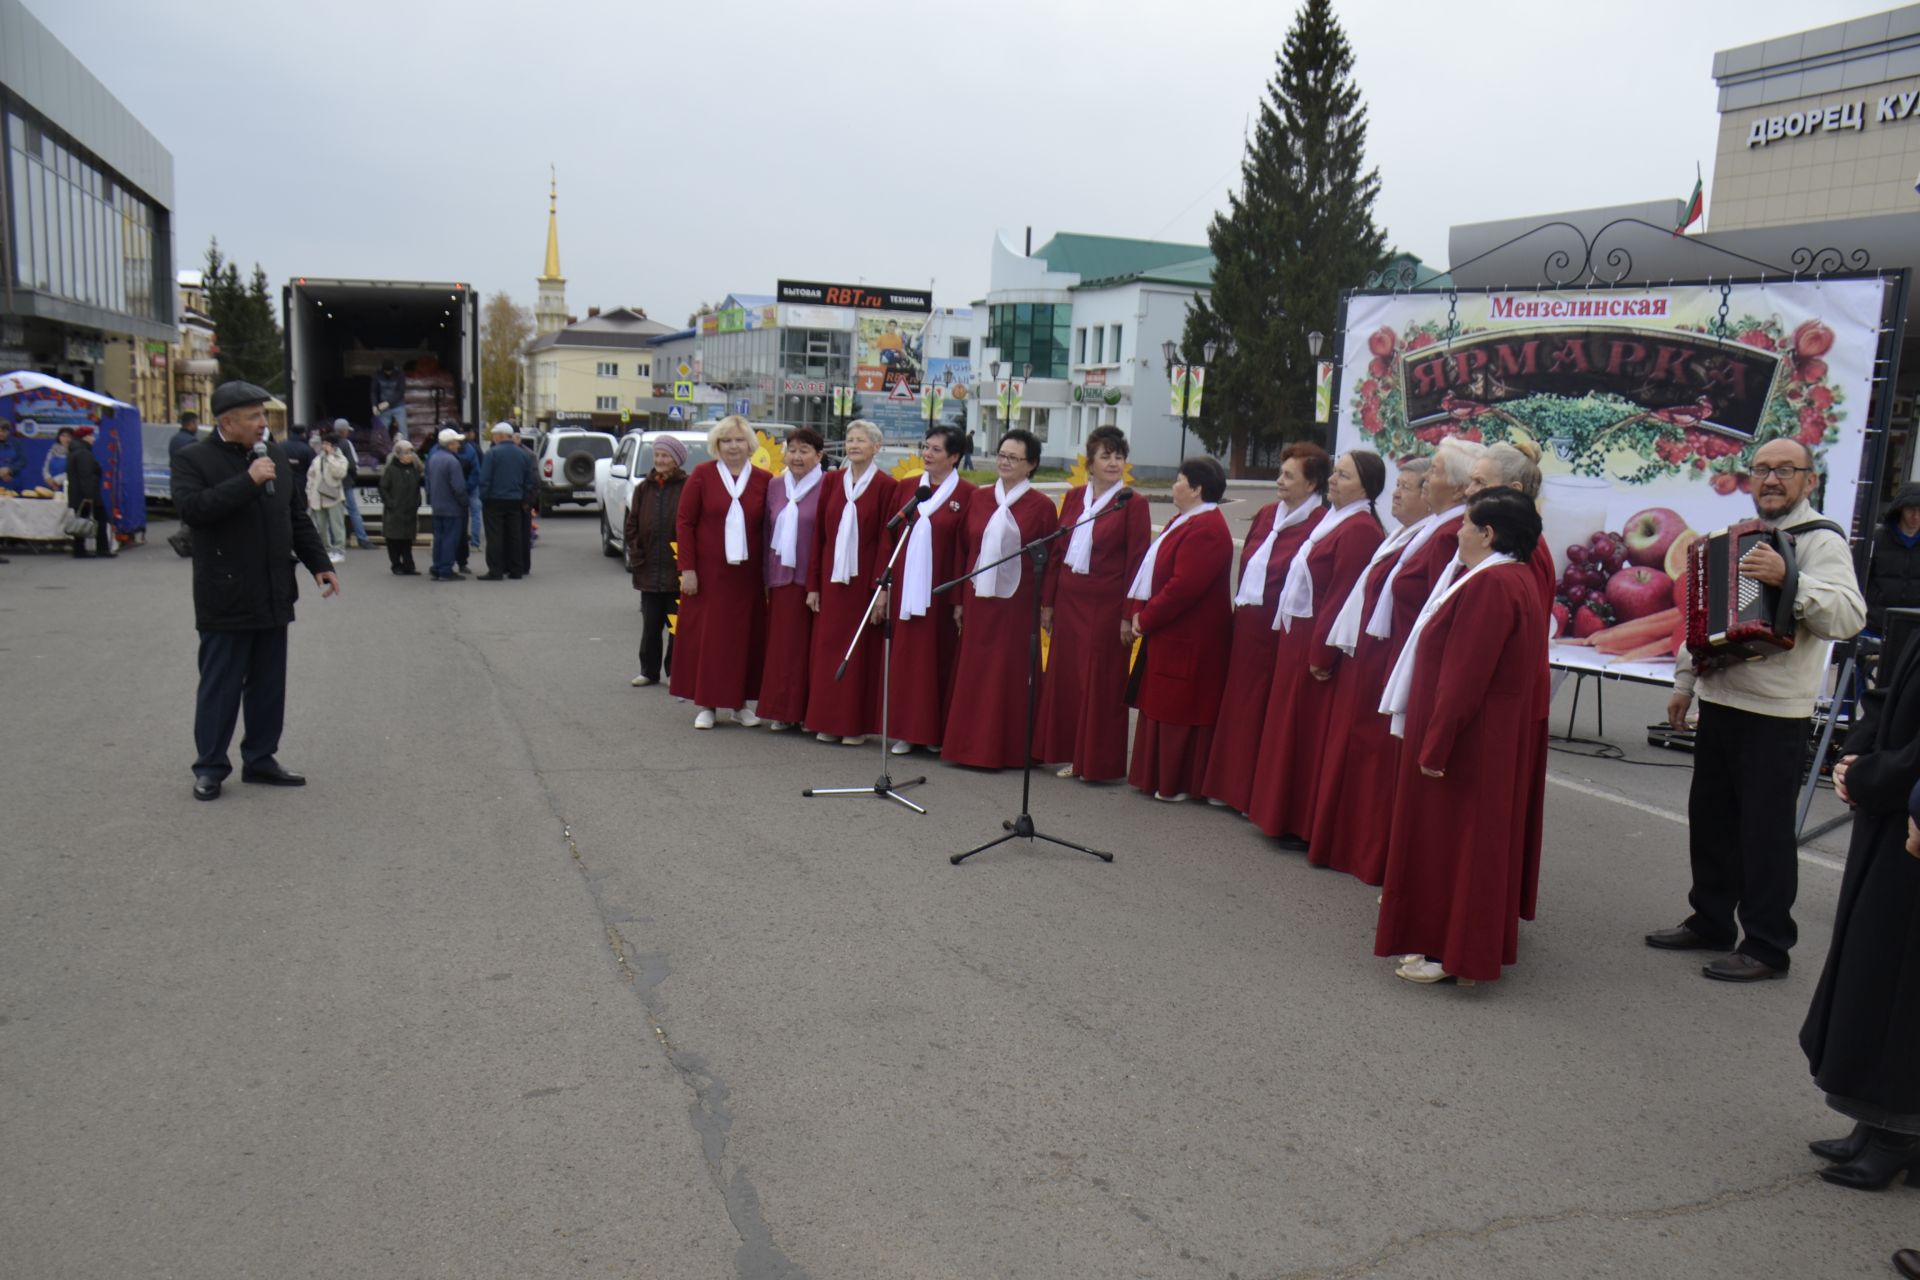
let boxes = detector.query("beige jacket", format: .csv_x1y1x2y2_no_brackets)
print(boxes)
307,448,349,509
1673,498,1865,719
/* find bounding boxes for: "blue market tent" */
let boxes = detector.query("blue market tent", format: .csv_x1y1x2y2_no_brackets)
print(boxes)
0,371,147,535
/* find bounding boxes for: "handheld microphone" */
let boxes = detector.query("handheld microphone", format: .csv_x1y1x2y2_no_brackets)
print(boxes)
252,440,275,495
887,484,936,532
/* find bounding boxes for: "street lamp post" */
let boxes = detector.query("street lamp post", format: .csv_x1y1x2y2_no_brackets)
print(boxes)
1162,338,1218,463
1306,330,1325,444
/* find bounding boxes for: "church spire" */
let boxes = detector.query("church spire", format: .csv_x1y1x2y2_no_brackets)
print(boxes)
540,166,564,284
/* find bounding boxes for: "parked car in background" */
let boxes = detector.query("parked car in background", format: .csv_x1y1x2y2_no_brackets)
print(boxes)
535,428,617,514
141,421,210,506
596,429,710,557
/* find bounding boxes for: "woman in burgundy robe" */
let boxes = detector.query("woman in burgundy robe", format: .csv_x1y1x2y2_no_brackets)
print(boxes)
1247,450,1386,844
1307,460,1434,883
881,426,975,754
1200,443,1329,814
1375,489,1549,985
672,416,772,727
1127,457,1235,801
1035,425,1152,782
757,428,826,730
943,429,1058,770
805,421,898,743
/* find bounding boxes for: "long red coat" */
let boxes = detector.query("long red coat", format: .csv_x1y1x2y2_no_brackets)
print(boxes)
1200,501,1323,812
756,473,823,725
1306,530,1434,884
882,475,976,748
1127,509,1234,797
1374,563,1549,982
1034,484,1152,780
942,485,1059,769
671,461,771,711
805,468,898,737
1247,510,1384,841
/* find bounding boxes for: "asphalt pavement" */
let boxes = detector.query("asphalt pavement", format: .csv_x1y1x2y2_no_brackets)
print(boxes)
0,509,1903,1280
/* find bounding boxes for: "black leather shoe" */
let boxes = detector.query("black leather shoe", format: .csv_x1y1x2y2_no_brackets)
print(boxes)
1810,1122,1868,1163
1818,1131,1920,1190
1892,1247,1920,1279
1702,953,1786,982
241,763,306,787
1646,925,1723,950
192,777,221,801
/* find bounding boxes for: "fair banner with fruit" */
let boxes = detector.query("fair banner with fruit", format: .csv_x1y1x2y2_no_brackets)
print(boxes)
1334,278,1891,680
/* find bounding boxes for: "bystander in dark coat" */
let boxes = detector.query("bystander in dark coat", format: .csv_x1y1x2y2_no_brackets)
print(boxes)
1863,483,1920,634
378,443,424,575
64,430,112,559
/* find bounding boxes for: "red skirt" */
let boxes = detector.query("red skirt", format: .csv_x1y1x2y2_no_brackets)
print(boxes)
806,580,884,737
1032,576,1132,780
1305,637,1399,883
756,584,812,724
1246,622,1325,839
943,595,1038,769
1129,717,1214,798
669,563,764,711
1199,606,1281,812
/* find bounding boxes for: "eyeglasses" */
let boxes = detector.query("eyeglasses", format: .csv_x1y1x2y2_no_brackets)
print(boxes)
995,452,1028,462
1750,464,1813,480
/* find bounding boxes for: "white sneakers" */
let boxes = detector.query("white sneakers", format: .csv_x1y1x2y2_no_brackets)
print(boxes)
735,707,762,728
841,735,867,747
815,731,838,743
1153,791,1190,803
631,674,655,687
889,740,913,756
1056,764,1076,779
1394,957,1475,986
766,721,791,732
328,551,346,563
693,708,716,730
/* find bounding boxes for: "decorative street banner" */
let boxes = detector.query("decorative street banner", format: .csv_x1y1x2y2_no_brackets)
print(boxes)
1314,361,1334,424
1335,278,1892,680
922,357,970,428
1168,365,1187,415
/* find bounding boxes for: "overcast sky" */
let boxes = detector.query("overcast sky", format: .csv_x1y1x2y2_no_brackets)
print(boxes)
40,0,1892,326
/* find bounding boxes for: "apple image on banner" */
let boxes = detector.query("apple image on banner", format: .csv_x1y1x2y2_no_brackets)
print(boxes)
1607,566,1674,622
1623,507,1688,569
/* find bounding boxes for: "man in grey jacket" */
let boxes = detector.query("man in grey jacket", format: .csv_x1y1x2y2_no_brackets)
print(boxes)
1650,438,1866,982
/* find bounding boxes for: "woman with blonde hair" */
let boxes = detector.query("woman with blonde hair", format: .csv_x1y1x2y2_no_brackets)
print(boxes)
672,415,771,729
805,420,898,744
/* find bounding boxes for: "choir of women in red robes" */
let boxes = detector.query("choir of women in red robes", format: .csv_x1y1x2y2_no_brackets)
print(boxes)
1468,442,1557,616
805,421,898,744
1035,425,1153,782
1305,459,1434,884
1375,489,1549,985
942,429,1059,769
1126,457,1234,802
1199,443,1329,814
1247,450,1386,845
672,416,771,728
882,426,976,755
756,427,826,731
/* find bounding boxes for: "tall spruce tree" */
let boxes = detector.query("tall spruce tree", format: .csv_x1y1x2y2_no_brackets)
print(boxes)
1185,0,1386,474
203,239,286,393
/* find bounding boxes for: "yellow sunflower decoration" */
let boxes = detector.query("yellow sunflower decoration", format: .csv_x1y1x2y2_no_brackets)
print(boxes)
890,453,926,481
749,430,785,474
1061,452,1136,510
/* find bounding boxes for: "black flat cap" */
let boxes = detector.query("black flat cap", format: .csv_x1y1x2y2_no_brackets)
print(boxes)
211,381,273,416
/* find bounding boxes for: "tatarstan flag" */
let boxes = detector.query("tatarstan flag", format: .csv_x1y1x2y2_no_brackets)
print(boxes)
1674,164,1703,236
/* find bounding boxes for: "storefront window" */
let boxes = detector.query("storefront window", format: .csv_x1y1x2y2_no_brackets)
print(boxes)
987,302,1071,378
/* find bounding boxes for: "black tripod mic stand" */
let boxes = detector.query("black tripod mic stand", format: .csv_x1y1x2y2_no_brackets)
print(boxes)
802,486,932,813
933,490,1138,865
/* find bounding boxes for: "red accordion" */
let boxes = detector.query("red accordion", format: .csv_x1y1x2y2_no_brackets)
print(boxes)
1685,519,1801,675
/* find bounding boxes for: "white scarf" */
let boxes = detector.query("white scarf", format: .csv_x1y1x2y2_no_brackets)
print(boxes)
1063,482,1125,575
830,463,878,584
971,478,1032,599
1275,499,1371,632
899,468,960,619
1378,553,1517,738
1327,519,1424,655
770,465,823,568
1127,503,1219,601
716,461,752,564
1369,503,1462,640
1233,498,1320,608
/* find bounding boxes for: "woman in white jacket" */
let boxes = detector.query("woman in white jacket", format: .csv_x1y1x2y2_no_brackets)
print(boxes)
307,434,350,562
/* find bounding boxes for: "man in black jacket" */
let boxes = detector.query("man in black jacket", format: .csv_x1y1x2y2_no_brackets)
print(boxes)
171,381,340,801
1863,482,1920,634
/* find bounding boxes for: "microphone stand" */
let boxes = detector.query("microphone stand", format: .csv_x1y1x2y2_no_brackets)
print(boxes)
802,490,930,813
933,492,1137,866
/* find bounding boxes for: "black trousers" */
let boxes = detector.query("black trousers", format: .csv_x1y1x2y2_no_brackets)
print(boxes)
193,626,289,780
638,590,676,680
1685,700,1808,971
386,532,416,573
483,500,527,577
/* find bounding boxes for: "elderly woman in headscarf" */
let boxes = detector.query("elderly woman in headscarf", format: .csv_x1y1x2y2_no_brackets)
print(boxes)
942,429,1058,769
626,432,690,687
377,437,424,576
672,415,771,729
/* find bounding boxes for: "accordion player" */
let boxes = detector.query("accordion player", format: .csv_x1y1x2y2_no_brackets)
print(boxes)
1685,516,1847,675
